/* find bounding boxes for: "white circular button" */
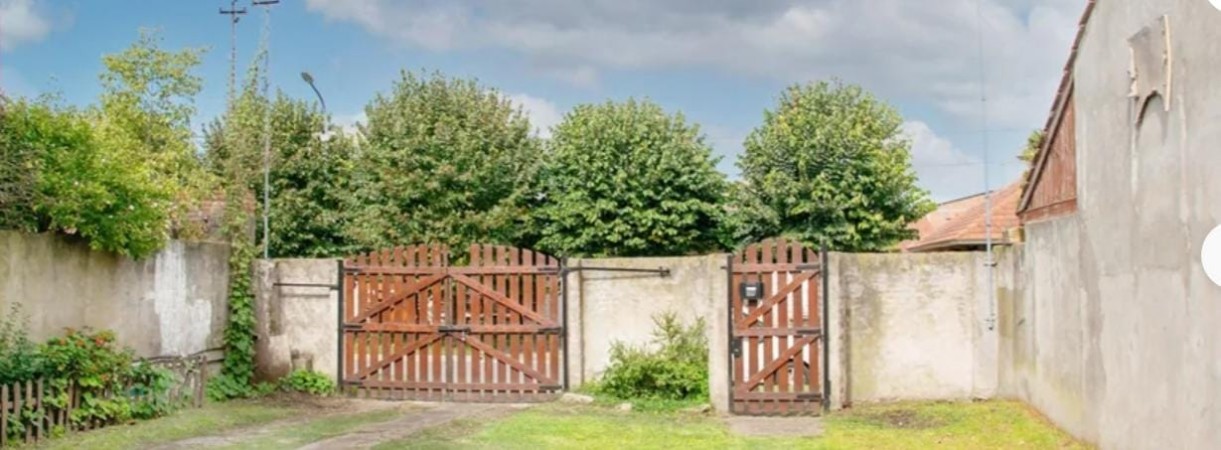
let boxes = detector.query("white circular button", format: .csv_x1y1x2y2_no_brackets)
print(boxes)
1201,225,1221,286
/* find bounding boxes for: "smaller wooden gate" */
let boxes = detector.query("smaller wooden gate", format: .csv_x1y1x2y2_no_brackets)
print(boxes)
727,238,827,415
340,244,565,402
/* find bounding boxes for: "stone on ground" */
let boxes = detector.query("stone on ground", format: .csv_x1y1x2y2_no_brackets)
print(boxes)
560,393,595,404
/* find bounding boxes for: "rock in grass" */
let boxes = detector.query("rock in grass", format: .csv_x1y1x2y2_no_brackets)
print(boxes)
682,404,712,414
616,403,633,412
560,393,595,404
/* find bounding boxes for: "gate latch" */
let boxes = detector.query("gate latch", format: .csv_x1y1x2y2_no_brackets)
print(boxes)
731,337,743,357
438,325,471,334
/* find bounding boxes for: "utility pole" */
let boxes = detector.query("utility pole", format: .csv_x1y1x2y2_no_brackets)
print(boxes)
974,0,996,331
254,0,279,260
219,0,247,106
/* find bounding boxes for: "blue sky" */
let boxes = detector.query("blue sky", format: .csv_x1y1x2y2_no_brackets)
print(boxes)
0,0,1082,201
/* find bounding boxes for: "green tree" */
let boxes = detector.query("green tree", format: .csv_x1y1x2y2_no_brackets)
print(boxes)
204,90,357,258
349,71,542,253
735,80,934,251
91,29,212,238
1,99,167,257
530,99,727,257
0,94,41,232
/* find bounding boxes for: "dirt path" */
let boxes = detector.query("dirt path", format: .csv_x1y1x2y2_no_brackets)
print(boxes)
147,399,401,449
299,403,525,450
147,400,525,450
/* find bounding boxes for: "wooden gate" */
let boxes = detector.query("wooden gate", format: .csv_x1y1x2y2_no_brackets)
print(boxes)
340,244,565,402
727,238,826,415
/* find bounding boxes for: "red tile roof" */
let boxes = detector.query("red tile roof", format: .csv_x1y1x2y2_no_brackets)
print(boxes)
900,181,1022,252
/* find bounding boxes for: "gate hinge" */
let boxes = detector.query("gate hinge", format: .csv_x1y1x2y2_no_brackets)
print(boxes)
538,326,563,334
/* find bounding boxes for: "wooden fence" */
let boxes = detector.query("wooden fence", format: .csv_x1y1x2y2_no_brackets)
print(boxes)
0,354,207,447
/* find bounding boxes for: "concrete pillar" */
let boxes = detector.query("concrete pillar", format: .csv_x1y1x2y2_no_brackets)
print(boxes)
825,252,849,410
564,259,586,389
706,254,731,415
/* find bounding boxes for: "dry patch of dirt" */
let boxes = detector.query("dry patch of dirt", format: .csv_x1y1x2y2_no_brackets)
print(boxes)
148,397,408,450
858,408,946,429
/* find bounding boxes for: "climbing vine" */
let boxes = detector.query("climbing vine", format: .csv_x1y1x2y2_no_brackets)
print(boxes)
206,57,266,401
206,193,257,401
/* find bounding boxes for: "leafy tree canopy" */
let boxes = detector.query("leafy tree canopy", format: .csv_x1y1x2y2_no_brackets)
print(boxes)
0,30,207,257
530,99,728,257
1,100,168,257
204,80,358,258
734,80,934,251
348,71,542,254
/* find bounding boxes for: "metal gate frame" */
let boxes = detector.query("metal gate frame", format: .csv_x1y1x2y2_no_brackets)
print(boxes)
337,244,567,402
726,238,829,415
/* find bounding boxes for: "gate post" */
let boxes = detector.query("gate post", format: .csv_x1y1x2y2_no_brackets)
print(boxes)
820,246,830,413
721,253,735,414
335,258,344,388
561,257,570,392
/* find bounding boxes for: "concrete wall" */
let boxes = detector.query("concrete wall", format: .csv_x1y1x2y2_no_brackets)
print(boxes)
565,255,729,412
828,252,996,407
253,258,340,382
256,251,999,416
253,255,732,410
0,231,230,358
993,2,1221,448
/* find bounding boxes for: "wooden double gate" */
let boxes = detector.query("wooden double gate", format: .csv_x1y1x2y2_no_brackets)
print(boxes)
340,244,565,402
728,238,827,415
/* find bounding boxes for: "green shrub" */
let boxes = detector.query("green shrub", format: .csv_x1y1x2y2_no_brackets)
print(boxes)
127,361,178,420
0,325,180,442
0,304,44,385
278,370,335,396
596,312,709,401
41,328,140,426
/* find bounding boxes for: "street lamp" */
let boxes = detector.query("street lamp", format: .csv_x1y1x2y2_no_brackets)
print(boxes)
300,71,334,142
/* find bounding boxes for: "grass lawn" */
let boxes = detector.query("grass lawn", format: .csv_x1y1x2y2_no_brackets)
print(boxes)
374,400,1090,450
35,399,300,450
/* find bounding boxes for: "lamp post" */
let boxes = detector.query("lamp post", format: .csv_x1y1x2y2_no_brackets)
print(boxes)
301,71,334,142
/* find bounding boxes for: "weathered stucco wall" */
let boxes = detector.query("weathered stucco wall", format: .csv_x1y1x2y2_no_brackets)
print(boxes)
829,252,995,406
253,259,340,382
996,1,1221,448
564,255,729,412
0,231,230,358
253,255,730,409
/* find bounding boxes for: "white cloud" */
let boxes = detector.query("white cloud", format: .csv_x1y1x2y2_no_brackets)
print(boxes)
903,120,987,201
507,93,563,138
305,0,1080,130
0,0,52,52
